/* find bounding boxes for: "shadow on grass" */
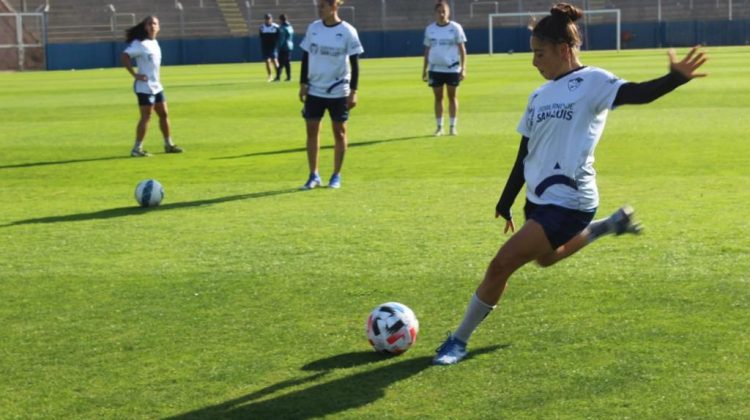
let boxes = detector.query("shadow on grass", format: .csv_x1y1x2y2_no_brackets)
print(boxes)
212,135,433,160
0,155,132,170
1,188,299,227
169,345,508,419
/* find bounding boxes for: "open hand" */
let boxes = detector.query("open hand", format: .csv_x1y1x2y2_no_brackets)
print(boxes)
668,45,708,80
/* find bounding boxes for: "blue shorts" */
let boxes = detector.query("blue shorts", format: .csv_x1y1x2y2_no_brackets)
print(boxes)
524,200,595,249
262,48,278,60
136,91,165,106
428,71,461,87
302,95,349,122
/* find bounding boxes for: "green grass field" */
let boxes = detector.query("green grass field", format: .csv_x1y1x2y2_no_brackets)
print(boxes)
1,46,749,419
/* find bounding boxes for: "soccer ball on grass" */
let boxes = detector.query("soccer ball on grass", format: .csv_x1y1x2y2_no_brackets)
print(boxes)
134,179,164,207
365,302,419,354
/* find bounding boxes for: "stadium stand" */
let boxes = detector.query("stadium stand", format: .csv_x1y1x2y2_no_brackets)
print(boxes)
3,0,748,70
4,0,744,44
43,0,232,43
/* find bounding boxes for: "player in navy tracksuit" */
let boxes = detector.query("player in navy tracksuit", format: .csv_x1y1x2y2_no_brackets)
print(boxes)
275,14,294,82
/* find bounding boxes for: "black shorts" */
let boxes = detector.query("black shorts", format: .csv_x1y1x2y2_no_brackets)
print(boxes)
524,200,595,249
262,47,278,60
136,91,166,106
428,71,461,87
302,95,349,122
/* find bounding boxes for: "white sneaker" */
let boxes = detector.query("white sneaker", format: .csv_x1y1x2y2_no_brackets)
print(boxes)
434,127,444,137
130,148,150,157
449,126,458,136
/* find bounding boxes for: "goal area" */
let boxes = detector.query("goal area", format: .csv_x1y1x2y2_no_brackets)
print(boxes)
488,9,621,55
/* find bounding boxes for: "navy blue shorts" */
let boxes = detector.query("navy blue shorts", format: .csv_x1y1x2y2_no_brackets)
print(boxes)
524,200,595,249
136,91,165,106
428,71,461,87
302,95,349,122
262,48,278,60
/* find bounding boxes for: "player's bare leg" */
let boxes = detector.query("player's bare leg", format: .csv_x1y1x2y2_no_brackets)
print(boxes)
446,84,459,135
329,120,347,188
301,119,322,190
154,102,182,153
132,105,153,157
536,205,643,268
432,86,444,136
435,220,551,365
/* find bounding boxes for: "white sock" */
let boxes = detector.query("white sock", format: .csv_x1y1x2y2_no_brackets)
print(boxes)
453,293,496,344
450,117,457,127
436,117,443,129
133,140,143,150
164,137,174,146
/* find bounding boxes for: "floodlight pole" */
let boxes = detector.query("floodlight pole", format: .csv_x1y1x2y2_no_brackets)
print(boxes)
175,1,184,37
245,1,252,31
729,0,733,20
657,0,662,22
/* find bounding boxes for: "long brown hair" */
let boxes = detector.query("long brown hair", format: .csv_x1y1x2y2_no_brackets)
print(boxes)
125,16,156,43
532,3,583,48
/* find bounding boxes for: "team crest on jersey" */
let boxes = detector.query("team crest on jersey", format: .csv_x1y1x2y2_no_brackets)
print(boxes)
567,77,584,91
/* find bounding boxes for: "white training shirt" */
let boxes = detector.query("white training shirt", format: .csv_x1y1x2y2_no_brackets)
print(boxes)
259,22,280,34
516,66,627,211
123,39,163,95
300,20,364,98
423,21,467,73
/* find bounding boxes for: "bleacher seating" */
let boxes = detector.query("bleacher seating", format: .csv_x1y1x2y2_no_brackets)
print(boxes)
44,0,231,43
9,0,750,44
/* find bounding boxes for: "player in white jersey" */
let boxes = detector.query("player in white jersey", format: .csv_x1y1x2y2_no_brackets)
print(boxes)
434,3,708,365
422,1,467,136
298,0,364,190
121,16,182,157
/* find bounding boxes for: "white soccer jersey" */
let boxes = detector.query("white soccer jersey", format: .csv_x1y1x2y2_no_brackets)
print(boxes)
423,21,467,73
516,66,627,211
300,20,364,98
123,39,163,94
259,22,280,34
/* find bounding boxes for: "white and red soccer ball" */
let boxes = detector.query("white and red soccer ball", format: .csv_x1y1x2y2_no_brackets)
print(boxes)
365,302,419,354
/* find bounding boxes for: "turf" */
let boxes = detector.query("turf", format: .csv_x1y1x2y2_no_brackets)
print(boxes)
1,46,748,419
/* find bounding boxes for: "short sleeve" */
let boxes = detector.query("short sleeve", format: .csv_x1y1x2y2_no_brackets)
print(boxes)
299,24,311,52
455,23,467,43
588,69,627,114
346,26,364,56
123,41,142,58
516,91,538,138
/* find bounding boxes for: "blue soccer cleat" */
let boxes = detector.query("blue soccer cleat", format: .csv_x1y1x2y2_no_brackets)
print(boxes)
328,173,341,189
301,173,322,190
432,334,468,365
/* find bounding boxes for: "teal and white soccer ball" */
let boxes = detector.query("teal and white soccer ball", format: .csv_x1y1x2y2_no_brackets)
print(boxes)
366,302,419,354
134,179,164,207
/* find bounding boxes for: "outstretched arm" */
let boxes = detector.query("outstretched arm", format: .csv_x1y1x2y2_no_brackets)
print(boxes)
495,136,529,234
614,45,707,106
